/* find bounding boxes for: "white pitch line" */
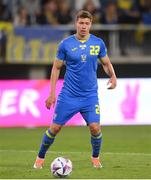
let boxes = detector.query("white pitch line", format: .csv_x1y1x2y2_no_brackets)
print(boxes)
104,152,151,156
0,149,151,156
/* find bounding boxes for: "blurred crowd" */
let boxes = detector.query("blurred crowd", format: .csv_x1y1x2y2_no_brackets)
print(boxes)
0,0,151,63
0,0,151,26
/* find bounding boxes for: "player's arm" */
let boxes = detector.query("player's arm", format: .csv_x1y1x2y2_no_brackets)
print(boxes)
45,60,64,109
99,55,117,89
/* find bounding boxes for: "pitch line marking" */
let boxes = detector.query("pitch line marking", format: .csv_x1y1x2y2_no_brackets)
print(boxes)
0,149,151,156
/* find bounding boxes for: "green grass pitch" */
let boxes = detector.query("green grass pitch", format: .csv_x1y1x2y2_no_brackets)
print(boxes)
0,125,151,179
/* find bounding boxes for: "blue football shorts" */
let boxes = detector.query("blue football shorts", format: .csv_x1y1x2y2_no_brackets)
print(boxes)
53,95,100,125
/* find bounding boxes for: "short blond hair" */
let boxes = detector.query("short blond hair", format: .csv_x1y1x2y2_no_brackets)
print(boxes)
76,10,93,21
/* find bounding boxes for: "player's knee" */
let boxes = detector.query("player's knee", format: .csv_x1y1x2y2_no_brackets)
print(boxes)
49,124,62,135
89,124,101,135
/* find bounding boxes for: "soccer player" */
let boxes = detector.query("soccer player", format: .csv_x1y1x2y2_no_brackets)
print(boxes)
34,10,117,169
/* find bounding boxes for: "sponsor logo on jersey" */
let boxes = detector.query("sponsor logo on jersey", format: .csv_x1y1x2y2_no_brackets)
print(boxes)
71,47,78,51
79,44,86,50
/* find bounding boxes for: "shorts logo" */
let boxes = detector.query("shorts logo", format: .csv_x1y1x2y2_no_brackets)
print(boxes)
95,105,100,114
53,113,57,120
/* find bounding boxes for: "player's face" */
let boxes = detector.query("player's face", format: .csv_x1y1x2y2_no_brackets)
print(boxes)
76,18,92,37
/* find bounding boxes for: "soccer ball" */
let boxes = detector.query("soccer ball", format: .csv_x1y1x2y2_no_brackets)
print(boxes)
50,157,72,178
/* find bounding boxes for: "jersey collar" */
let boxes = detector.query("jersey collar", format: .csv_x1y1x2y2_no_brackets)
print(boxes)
74,34,91,43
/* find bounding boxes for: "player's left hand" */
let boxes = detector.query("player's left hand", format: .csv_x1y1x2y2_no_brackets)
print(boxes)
107,76,117,89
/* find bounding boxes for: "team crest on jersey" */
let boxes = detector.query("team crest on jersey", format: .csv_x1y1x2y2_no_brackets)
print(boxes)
81,54,87,62
79,44,86,50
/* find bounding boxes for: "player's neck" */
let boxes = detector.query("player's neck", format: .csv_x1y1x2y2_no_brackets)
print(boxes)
75,33,90,41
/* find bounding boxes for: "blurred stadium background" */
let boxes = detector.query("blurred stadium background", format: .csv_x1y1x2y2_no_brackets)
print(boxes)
0,0,151,179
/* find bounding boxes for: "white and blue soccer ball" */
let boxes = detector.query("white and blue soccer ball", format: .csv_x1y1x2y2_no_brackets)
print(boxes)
50,157,72,178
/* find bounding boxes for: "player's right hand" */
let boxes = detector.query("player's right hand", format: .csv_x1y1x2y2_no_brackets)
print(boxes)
45,95,56,109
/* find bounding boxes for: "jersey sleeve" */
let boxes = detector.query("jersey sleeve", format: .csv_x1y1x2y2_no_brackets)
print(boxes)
98,39,107,58
56,41,66,61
